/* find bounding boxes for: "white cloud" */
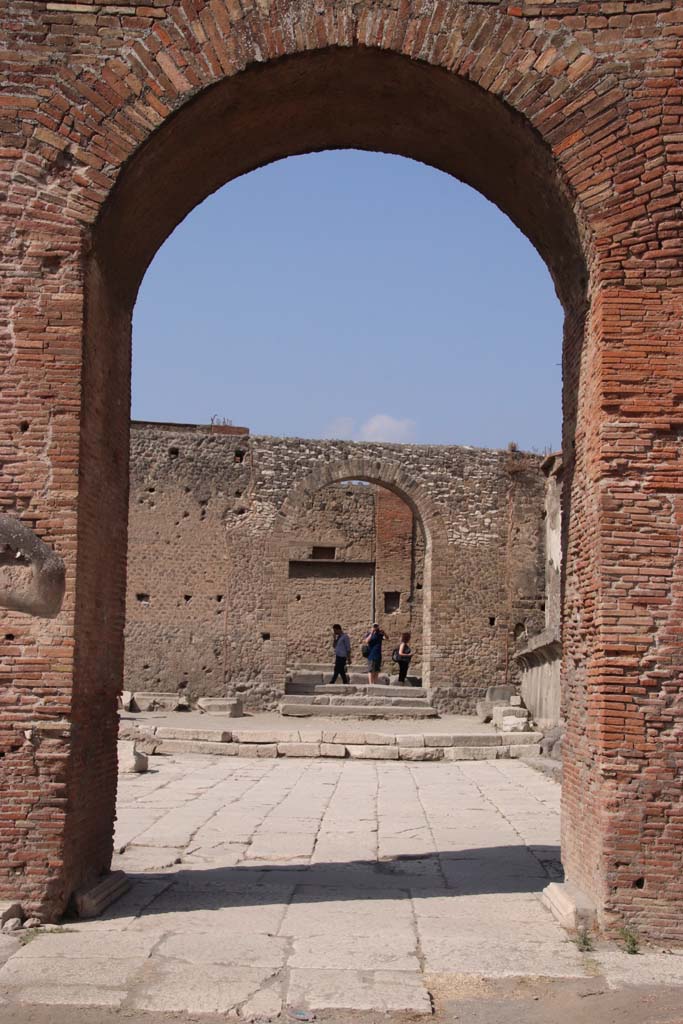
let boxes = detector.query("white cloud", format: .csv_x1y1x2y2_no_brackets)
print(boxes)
357,414,417,443
323,416,355,440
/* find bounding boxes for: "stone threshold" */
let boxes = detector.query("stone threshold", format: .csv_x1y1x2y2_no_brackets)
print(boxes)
120,721,542,761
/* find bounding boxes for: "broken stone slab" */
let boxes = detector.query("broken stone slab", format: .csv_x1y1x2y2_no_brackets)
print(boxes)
501,717,531,733
157,739,239,756
0,903,24,926
476,699,509,723
154,727,232,743
398,746,444,761
117,739,148,773
132,691,189,712
1,918,22,934
75,871,130,919
119,690,134,711
346,745,399,760
280,704,437,718
492,705,529,727
321,730,369,745
277,742,321,757
542,881,596,932
196,697,243,717
232,729,300,744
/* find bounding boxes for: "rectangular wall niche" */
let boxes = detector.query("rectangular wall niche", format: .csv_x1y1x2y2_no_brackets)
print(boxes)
311,546,335,560
384,591,401,614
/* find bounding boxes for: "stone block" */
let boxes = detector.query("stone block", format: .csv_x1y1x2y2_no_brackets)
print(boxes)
542,881,596,932
119,690,134,711
506,743,542,757
117,740,148,773
509,695,523,706
157,739,239,756
501,717,530,733
363,732,396,745
75,871,130,919
443,746,499,761
399,734,425,746
398,746,443,761
289,672,323,686
485,684,516,703
277,742,321,757
492,705,529,727
197,698,243,717
232,729,298,744
238,744,278,758
322,730,366,745
346,745,399,760
133,691,189,712
155,727,232,743
0,903,24,926
424,734,456,747
320,743,346,757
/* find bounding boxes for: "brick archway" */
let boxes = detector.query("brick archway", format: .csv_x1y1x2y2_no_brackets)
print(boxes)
2,2,682,941
275,457,449,691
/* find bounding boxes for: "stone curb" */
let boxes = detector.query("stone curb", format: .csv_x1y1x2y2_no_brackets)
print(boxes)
146,734,542,762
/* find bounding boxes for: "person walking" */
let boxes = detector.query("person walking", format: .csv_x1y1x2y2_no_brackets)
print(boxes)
329,623,351,684
363,622,388,686
396,631,412,684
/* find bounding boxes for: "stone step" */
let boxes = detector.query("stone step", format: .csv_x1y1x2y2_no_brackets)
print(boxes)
196,697,243,717
282,694,430,708
279,702,439,719
285,683,427,699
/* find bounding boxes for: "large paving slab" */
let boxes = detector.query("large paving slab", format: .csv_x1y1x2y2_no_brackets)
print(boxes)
1,754,682,1015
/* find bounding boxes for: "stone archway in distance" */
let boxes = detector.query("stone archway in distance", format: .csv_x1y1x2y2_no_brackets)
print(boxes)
2,2,682,943
270,456,448,692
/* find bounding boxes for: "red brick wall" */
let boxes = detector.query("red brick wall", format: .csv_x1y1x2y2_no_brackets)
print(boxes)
1,0,682,939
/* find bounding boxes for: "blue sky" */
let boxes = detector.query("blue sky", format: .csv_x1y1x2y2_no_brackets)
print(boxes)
132,150,563,452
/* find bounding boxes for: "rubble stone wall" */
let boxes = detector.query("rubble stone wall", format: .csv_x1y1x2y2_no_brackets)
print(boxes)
125,423,546,710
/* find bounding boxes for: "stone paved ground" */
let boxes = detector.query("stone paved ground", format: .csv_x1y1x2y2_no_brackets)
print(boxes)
1,755,682,1016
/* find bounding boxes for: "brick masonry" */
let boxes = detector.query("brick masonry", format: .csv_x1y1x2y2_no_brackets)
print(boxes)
125,422,543,709
1,0,682,941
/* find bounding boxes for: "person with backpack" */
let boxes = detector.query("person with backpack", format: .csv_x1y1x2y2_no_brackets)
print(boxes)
393,631,412,684
362,622,388,685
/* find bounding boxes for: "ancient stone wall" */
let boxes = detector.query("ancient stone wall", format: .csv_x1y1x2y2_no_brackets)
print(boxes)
124,423,545,711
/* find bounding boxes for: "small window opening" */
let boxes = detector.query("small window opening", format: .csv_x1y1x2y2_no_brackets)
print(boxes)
633,877,645,889
261,632,271,641
168,446,179,458
183,594,192,603
216,595,224,602
5,634,15,641
136,593,150,604
384,591,401,614
234,449,245,463
489,616,496,627
311,546,335,560
19,421,29,433
296,593,301,601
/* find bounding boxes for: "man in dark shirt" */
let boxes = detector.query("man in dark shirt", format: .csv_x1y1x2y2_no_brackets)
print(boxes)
329,623,351,684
